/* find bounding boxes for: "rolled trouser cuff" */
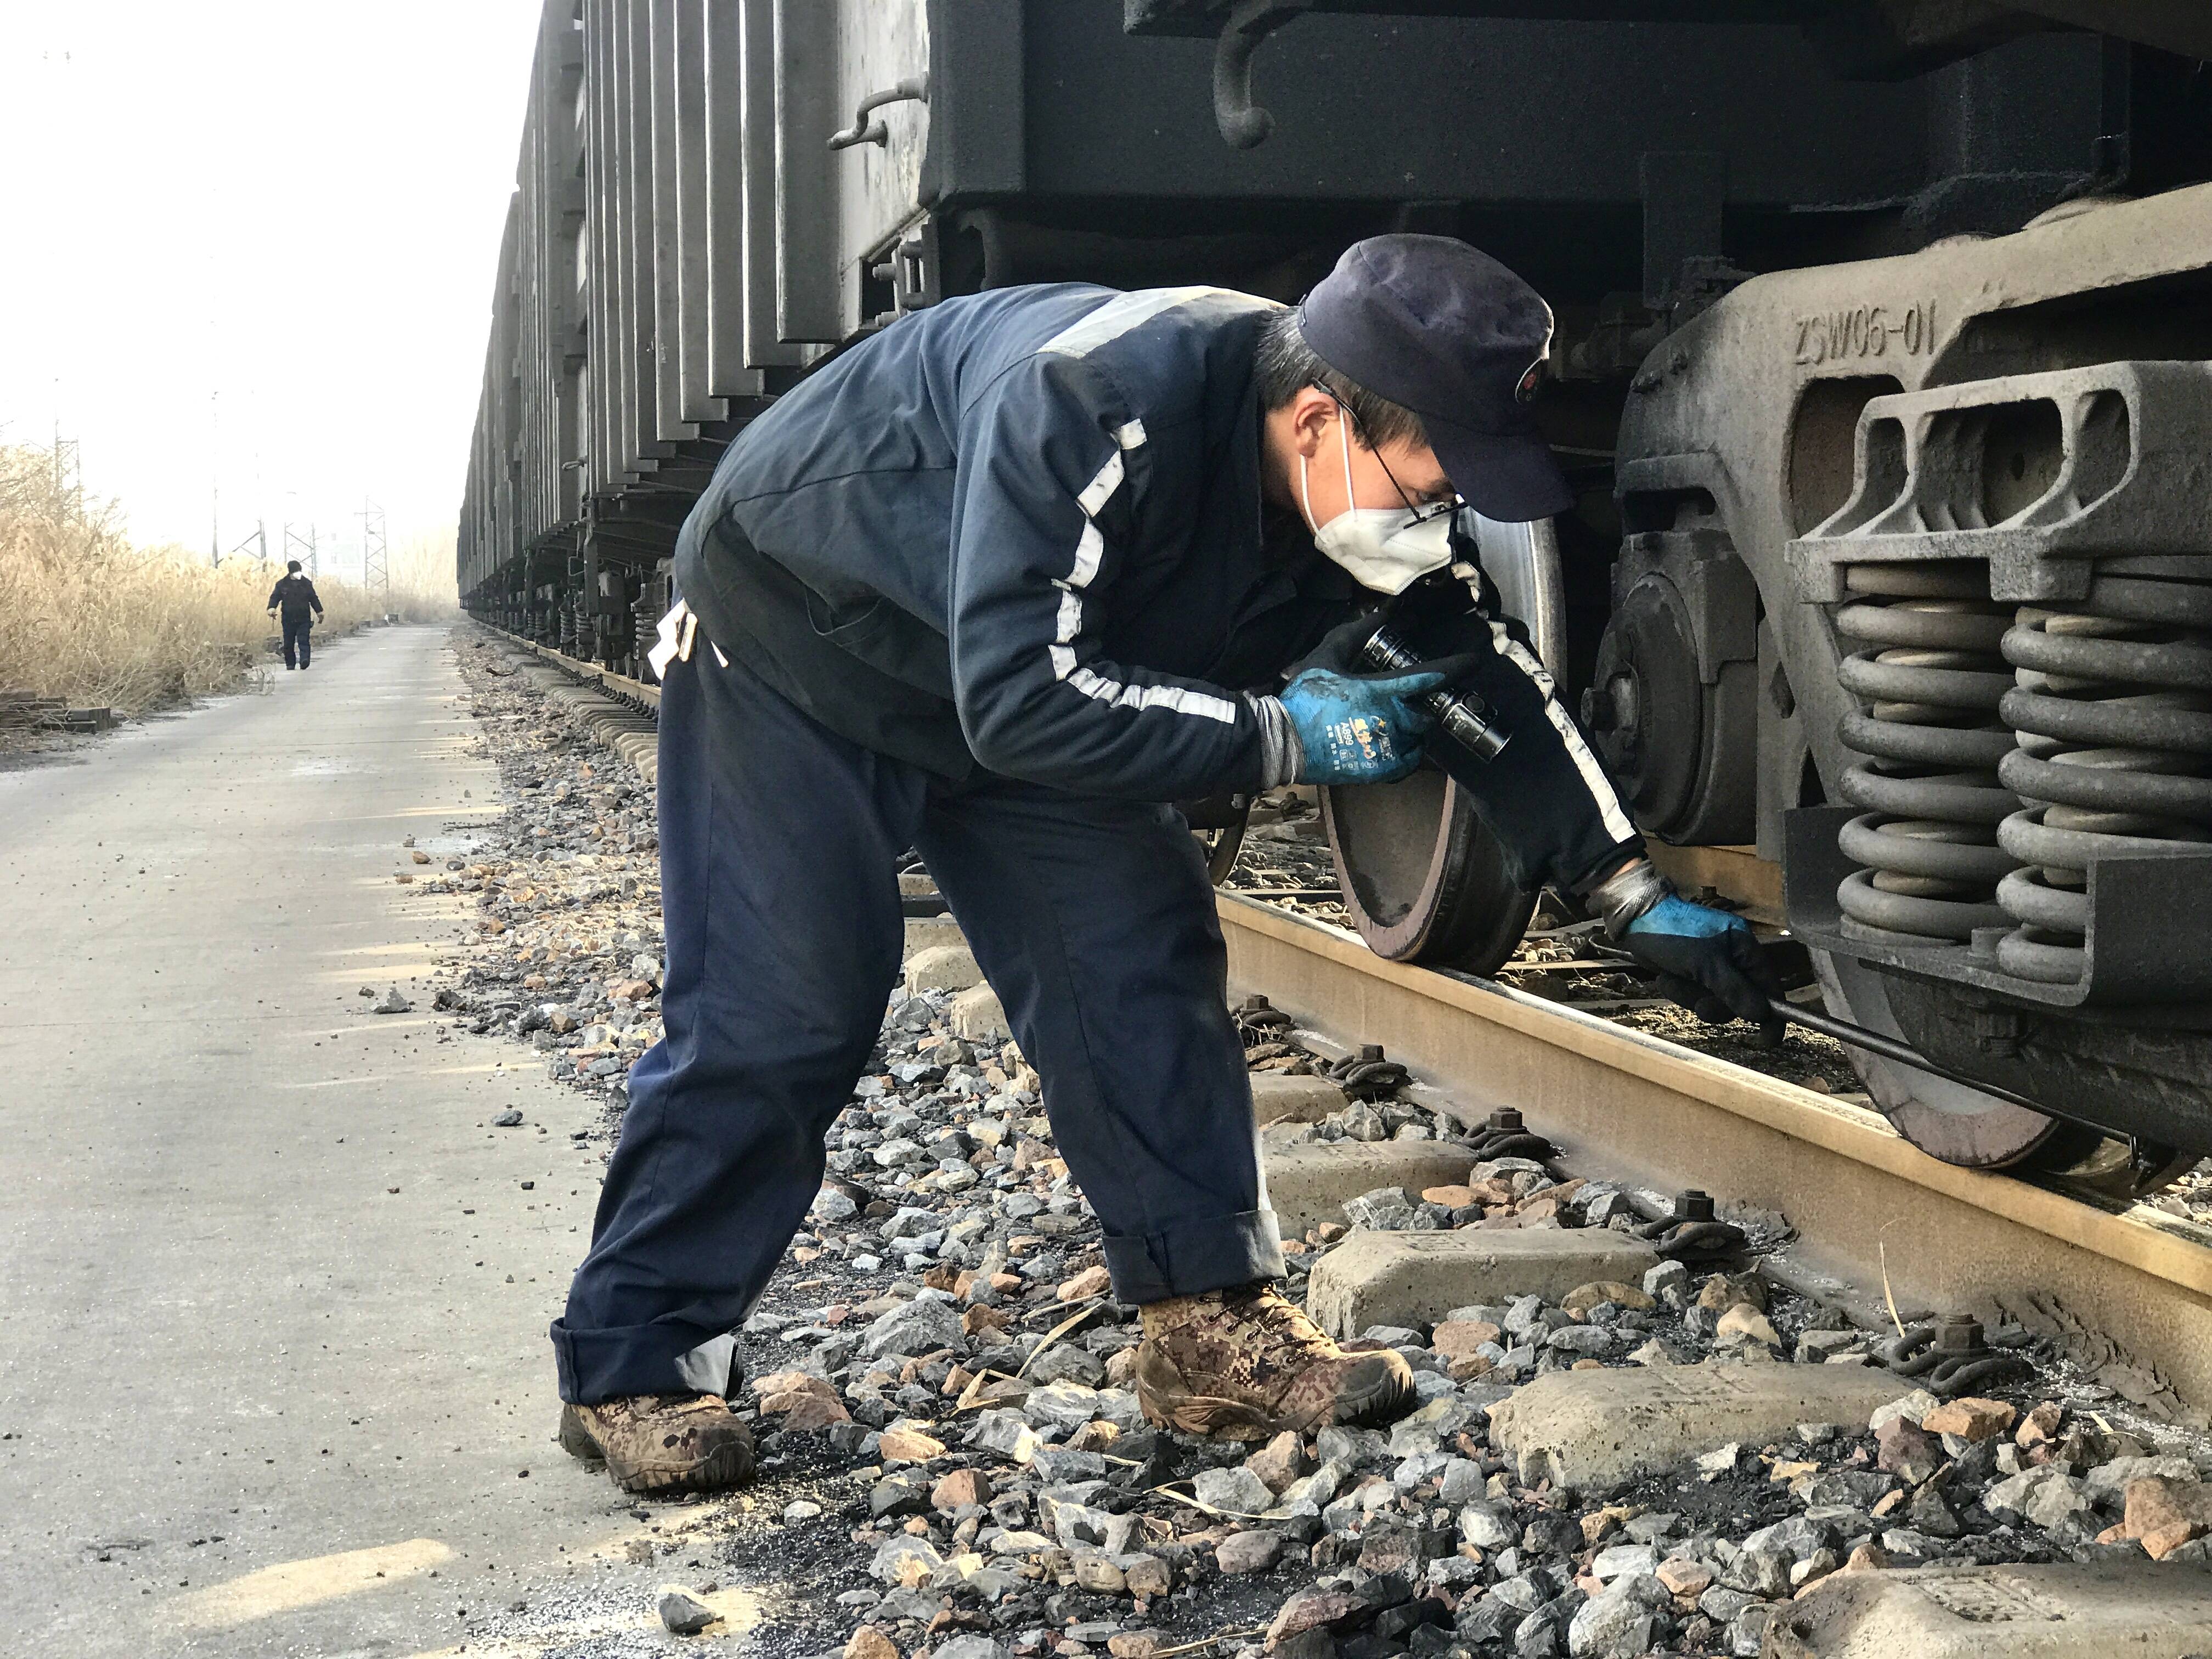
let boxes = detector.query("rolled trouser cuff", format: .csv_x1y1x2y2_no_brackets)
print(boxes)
551,1318,741,1406
1102,1208,1287,1306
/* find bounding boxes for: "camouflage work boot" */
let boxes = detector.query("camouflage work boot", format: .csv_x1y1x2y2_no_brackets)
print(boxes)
557,1393,756,1496
1133,1282,1414,1442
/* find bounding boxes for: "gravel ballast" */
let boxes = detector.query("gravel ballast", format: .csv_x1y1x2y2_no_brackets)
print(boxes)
430,631,2212,1659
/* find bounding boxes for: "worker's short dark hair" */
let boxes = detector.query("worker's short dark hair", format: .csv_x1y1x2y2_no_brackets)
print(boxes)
1253,308,1428,452
287,560,303,573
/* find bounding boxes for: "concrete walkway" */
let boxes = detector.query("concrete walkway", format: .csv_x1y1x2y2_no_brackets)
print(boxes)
0,628,651,1657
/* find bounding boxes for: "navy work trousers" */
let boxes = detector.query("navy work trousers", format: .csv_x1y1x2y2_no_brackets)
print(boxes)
551,640,1283,1404
281,615,313,669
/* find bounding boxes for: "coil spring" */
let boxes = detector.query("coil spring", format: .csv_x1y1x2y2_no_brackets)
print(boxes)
1994,575,2212,983
1630,1189,1748,1262
1834,565,2021,941
635,573,673,669
1877,1313,2032,1397
1463,1108,1555,1164
1324,1043,1411,1102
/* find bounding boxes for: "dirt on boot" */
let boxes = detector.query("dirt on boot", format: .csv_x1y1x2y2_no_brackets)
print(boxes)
559,1392,757,1496
1133,1282,1413,1442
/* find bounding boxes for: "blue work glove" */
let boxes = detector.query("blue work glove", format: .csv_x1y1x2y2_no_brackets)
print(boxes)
1621,895,1784,1031
1279,667,1443,786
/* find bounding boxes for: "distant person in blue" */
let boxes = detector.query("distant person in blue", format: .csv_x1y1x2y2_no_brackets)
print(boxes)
266,562,324,670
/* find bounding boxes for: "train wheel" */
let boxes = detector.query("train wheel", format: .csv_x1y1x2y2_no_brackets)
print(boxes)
2042,1137,2200,1201
1815,952,2076,1167
1321,771,1534,974
1317,510,1560,973
1816,955,2200,1195
1198,819,1248,885
1180,791,1252,885
1805,946,2150,1186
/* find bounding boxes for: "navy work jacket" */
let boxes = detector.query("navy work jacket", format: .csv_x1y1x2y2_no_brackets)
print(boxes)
267,574,323,622
673,283,1641,893
675,284,1352,800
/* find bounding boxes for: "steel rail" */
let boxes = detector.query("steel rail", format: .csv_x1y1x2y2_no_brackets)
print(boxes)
503,636,663,711
1217,891,2212,1414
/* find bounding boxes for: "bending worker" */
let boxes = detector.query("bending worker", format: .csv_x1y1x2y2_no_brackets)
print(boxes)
266,560,324,670
553,237,1778,1494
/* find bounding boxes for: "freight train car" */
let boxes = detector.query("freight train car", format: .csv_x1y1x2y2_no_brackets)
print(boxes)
460,1,2212,1192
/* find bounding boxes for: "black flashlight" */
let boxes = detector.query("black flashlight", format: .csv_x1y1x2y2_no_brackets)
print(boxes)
1361,624,1510,761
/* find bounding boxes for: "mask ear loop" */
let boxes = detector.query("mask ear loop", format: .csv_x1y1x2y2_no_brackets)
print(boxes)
1296,386,1352,536
1338,398,1360,517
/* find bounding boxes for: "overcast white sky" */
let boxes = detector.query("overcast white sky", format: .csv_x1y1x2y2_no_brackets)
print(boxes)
0,1,545,571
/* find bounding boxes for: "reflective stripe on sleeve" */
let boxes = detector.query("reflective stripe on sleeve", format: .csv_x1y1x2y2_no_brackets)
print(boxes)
1069,522,1106,589
1035,383,1232,723
1077,452,1125,517
647,599,693,678
1051,586,1084,681
1066,668,1238,724
1038,287,1237,359
1487,620,1639,844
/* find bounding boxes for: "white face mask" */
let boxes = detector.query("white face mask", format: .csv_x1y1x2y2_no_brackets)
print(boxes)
1298,414,1455,595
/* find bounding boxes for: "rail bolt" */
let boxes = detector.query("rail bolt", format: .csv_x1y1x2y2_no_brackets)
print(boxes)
1936,1313,1985,1354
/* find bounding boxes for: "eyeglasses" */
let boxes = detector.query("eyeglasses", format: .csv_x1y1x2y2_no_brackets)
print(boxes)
1384,468,1463,526
1317,385,1462,524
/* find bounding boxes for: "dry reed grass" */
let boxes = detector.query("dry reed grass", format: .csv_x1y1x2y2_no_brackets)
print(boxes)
0,445,455,713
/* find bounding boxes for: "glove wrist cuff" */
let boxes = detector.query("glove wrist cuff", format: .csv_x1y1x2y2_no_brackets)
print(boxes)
1246,694,1304,791
1588,857,1674,939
